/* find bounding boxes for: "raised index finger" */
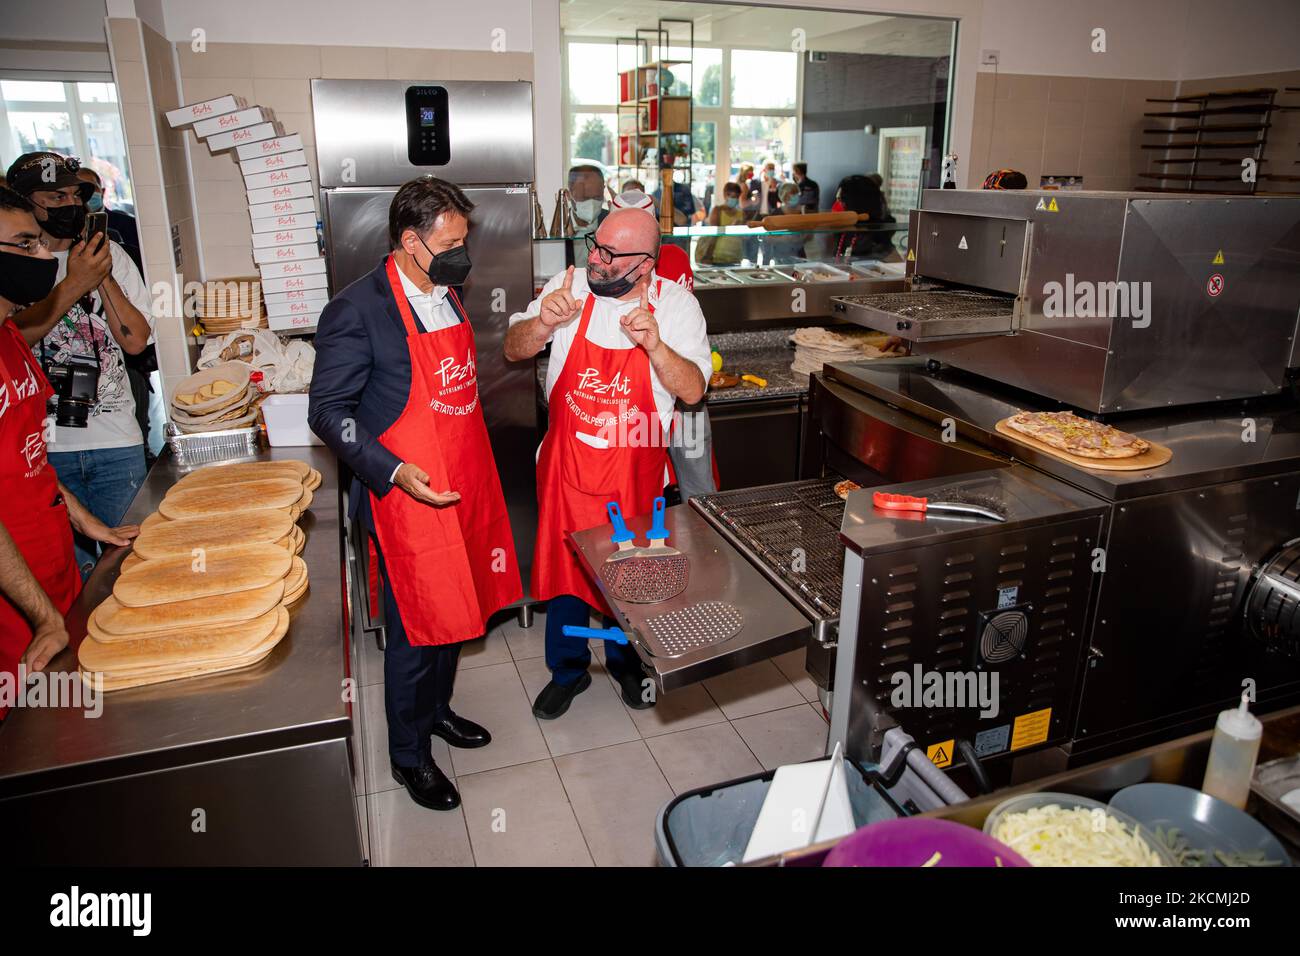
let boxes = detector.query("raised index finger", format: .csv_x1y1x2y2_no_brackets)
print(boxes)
639,285,649,310
561,265,574,291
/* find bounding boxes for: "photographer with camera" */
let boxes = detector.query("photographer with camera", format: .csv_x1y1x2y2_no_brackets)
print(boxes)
6,152,153,577
0,186,138,716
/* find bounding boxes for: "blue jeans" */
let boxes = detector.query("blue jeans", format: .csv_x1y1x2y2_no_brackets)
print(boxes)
48,445,147,578
545,594,641,687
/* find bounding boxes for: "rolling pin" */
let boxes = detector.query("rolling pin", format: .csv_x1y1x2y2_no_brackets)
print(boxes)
747,211,870,231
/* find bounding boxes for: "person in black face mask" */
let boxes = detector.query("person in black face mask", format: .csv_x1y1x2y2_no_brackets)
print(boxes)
309,176,520,812
5,152,154,581
0,186,138,715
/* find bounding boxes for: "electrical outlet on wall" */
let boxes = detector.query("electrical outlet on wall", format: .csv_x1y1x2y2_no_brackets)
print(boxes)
981,49,1000,66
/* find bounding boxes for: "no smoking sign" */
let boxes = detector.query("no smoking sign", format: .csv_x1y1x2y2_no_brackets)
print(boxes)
1207,273,1225,297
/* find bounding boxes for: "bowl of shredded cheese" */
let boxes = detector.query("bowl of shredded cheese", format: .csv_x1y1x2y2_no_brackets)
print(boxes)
984,792,1175,867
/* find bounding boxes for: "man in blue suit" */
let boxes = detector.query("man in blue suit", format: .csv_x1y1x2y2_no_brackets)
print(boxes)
309,177,520,811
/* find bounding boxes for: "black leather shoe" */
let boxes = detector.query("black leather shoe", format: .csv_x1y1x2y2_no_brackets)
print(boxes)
391,761,460,811
610,667,655,710
431,713,492,749
532,672,592,720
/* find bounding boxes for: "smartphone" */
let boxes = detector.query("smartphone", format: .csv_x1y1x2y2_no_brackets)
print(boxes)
85,211,108,246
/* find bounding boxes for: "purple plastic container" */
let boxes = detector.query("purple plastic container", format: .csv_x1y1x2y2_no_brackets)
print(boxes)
822,818,1031,867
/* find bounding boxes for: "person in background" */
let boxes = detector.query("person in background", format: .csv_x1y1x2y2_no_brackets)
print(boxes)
650,178,699,227
504,209,710,720
983,168,1029,190
792,162,820,213
866,172,894,222
77,165,157,467
770,182,807,260
6,152,154,578
736,164,759,220
698,182,744,265
568,164,607,236
76,167,141,274
749,161,783,216
833,174,898,261
309,176,519,812
0,186,138,719
620,178,645,194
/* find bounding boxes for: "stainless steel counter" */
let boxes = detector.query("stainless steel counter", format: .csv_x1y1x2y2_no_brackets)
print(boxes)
0,444,360,865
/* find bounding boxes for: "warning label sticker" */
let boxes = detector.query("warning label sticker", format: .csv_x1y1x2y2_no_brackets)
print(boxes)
1207,273,1225,297
974,725,1011,757
958,235,968,250
1035,197,1060,212
927,739,955,769
1212,249,1225,264
1010,707,1052,751
907,248,916,261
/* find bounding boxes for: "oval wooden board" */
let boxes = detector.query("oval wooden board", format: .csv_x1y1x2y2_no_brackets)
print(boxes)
174,459,309,490
80,606,282,671
132,509,293,560
90,578,287,639
995,418,1172,471
160,478,303,519
113,542,291,607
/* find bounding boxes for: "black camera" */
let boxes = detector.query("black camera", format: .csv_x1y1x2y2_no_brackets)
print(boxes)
45,353,99,428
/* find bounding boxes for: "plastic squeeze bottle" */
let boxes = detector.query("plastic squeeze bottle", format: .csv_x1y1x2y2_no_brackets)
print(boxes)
1201,692,1262,809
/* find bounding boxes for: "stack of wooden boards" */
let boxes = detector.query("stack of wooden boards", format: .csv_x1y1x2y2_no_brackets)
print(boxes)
196,276,267,334
170,361,259,434
79,459,322,691
788,327,907,376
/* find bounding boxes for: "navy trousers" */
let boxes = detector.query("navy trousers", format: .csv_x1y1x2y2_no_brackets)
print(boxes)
376,542,462,769
545,593,642,687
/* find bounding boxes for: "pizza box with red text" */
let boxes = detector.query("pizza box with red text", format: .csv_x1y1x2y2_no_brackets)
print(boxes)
206,121,281,153
166,95,246,128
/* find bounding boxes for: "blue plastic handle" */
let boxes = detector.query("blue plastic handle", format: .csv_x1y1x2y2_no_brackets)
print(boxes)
606,501,635,544
561,625,629,645
646,496,670,542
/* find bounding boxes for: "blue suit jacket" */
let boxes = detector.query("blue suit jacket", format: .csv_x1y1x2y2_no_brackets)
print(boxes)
307,258,464,532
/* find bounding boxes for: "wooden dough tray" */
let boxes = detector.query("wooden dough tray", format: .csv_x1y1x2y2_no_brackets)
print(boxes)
995,417,1172,471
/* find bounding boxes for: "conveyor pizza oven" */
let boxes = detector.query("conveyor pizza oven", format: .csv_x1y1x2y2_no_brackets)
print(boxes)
830,190,1300,414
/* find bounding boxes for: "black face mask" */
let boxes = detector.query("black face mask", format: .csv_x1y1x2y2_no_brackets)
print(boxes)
587,259,647,299
0,250,59,306
38,202,86,241
418,236,472,286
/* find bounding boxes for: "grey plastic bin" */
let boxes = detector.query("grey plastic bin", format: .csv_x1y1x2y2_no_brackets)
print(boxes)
655,758,905,866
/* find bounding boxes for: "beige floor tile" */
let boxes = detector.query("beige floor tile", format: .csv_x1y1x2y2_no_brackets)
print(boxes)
458,759,593,866
555,741,673,867
645,722,764,795
702,659,806,719
516,656,640,757
368,786,475,867
732,704,830,771
771,649,820,703
612,675,727,738
458,629,513,669
500,610,547,660
444,661,548,776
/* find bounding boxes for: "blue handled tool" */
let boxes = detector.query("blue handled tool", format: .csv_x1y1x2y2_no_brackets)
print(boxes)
561,625,629,645
605,501,641,562
641,496,681,558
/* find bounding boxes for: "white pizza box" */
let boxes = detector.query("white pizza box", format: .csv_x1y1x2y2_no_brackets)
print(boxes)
166,95,246,128
206,121,280,153
265,298,327,319
238,149,307,177
235,133,303,161
193,106,267,139
258,258,327,280
246,180,314,206
251,212,317,234
260,271,329,294
249,196,317,221
268,308,324,333
251,227,318,249
243,166,311,192
264,288,329,306
253,242,320,265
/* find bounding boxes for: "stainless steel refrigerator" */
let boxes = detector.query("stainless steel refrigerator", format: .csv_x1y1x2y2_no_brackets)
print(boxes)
311,79,538,595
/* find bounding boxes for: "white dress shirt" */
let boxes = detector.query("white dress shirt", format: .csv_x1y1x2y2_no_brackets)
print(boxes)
388,262,464,484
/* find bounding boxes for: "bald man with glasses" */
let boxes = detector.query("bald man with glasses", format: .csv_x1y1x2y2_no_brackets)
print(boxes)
505,208,711,719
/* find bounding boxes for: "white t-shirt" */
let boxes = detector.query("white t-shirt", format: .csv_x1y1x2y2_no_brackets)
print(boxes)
510,268,712,432
38,241,155,452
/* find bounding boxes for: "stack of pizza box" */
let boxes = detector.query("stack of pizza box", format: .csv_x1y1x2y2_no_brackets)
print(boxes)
166,95,328,334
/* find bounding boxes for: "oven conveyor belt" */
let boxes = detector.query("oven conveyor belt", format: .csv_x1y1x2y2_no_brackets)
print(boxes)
834,289,1014,321
691,478,847,620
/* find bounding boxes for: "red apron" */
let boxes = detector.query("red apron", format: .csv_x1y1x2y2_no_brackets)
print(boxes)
368,256,521,645
0,320,80,715
531,286,667,612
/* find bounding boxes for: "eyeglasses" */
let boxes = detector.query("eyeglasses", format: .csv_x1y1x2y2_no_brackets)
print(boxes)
584,234,654,266
0,237,50,253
